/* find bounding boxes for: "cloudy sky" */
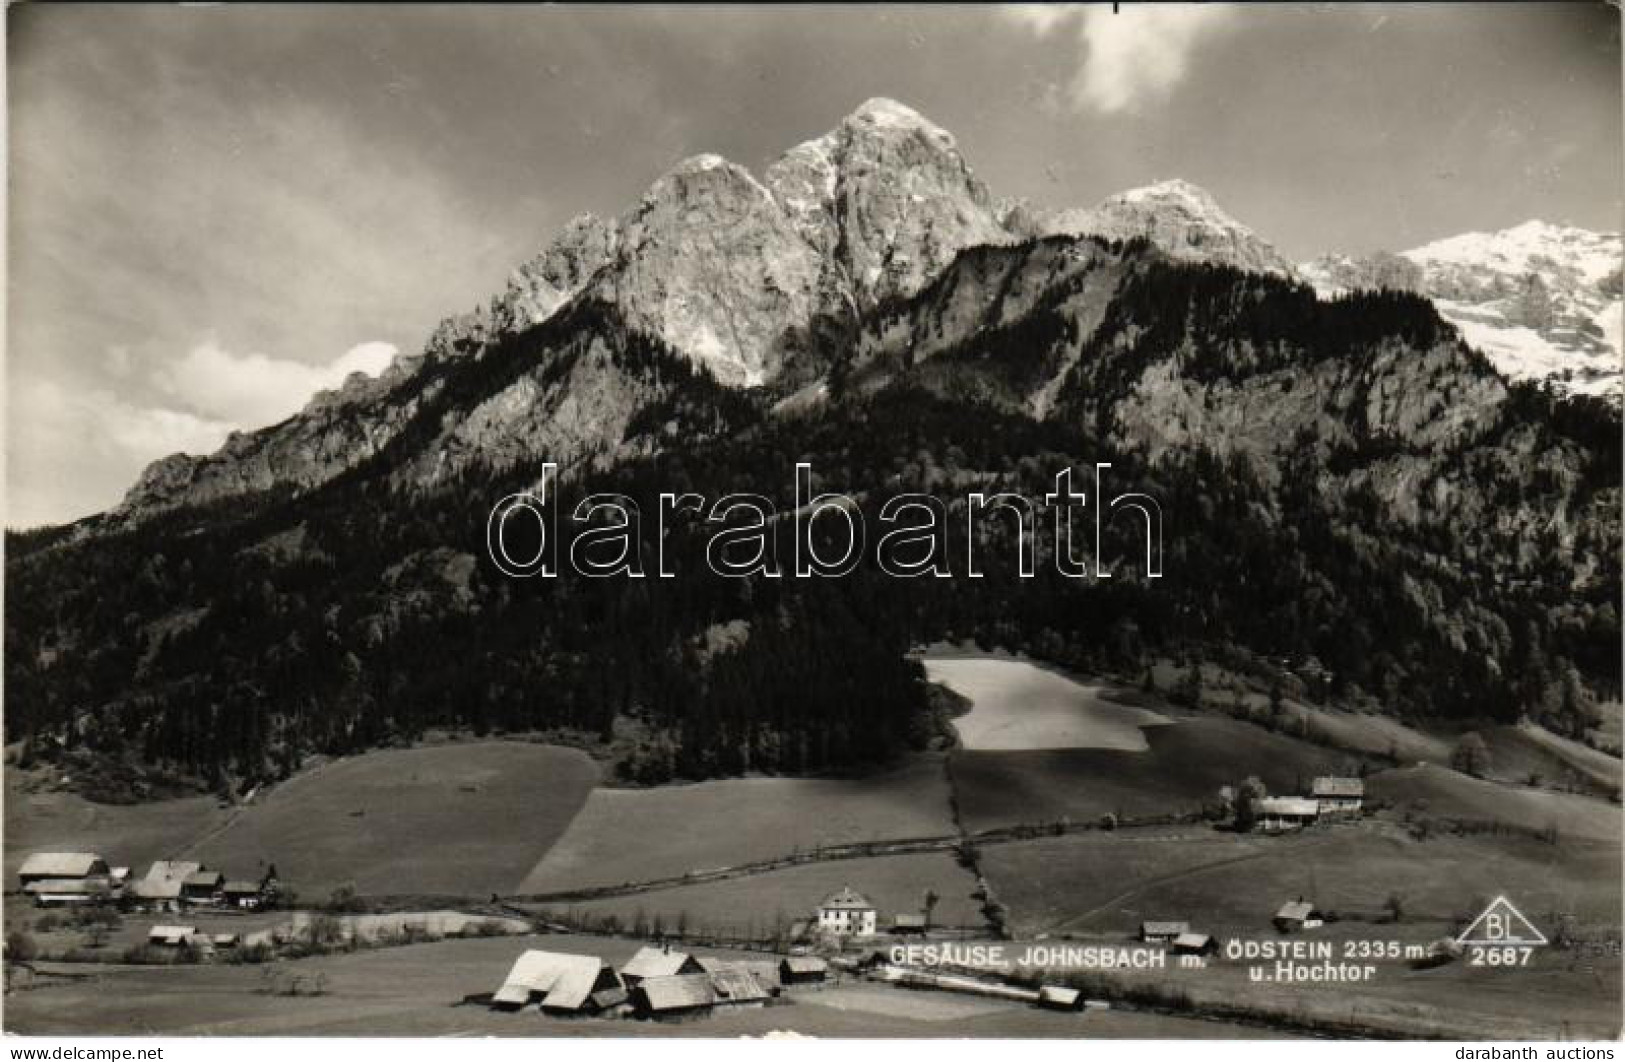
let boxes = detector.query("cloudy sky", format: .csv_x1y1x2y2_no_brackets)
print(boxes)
7,3,1621,527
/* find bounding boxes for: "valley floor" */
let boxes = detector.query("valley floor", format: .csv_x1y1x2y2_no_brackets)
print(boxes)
5,654,1620,1039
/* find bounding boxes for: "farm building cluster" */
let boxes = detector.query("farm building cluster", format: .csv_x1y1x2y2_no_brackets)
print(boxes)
1254,776,1365,832
1132,893,1328,957
17,851,280,911
484,944,820,1019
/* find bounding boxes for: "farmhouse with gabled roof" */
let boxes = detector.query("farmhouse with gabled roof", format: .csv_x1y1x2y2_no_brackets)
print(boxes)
1311,776,1365,816
621,945,704,984
816,884,876,938
1273,899,1325,932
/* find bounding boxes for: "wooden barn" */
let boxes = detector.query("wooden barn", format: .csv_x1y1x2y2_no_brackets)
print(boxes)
17,852,110,890
1139,920,1188,945
620,945,704,985
631,973,716,1019
1273,899,1325,933
779,955,829,986
891,913,928,936
1037,986,1084,1011
489,949,623,1015
1172,932,1219,956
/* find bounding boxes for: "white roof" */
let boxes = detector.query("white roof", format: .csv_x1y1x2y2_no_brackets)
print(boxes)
820,885,874,911
623,946,695,980
19,853,105,878
495,950,613,1012
1256,796,1319,816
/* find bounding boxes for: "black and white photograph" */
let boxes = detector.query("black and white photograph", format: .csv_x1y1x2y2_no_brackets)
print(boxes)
3,2,1622,1048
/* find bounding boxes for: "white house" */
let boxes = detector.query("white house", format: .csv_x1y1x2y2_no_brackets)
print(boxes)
816,885,877,938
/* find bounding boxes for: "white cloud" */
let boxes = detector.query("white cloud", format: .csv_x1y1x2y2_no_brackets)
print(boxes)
156,340,399,427
6,340,398,527
1004,3,1084,36
5,378,233,528
1006,3,1234,114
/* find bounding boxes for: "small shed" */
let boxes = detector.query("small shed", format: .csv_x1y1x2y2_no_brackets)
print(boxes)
631,973,715,1019
1037,985,1083,1011
891,913,928,935
1139,920,1188,944
1273,900,1325,933
1172,932,1218,956
779,955,829,985
148,925,200,947
621,945,704,985
222,881,265,909
211,933,241,949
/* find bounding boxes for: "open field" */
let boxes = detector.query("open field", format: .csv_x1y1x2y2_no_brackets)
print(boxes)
242,910,531,948
3,897,291,957
950,716,1356,831
188,743,599,897
2,933,1281,1038
8,743,598,899
1030,934,1621,1040
1242,694,1450,764
978,822,1621,1039
1368,764,1622,843
924,657,1170,751
544,851,984,937
981,827,1622,938
1474,726,1621,796
1590,701,1622,752
4,780,226,884
519,755,954,893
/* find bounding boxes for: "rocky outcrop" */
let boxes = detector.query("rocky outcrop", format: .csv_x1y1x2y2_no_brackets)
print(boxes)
588,155,821,387
764,97,1011,311
1301,221,1623,399
1037,179,1298,279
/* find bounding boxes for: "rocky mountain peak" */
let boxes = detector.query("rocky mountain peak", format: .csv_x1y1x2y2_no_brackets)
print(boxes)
1300,220,1623,399
1038,178,1297,278
764,97,1008,311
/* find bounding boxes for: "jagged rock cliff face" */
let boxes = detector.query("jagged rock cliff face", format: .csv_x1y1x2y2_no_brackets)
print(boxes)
1037,179,1298,278
77,97,1625,606
765,97,1010,311
1302,221,1623,399
113,98,1019,522
589,154,821,388
10,99,1620,789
